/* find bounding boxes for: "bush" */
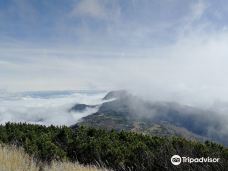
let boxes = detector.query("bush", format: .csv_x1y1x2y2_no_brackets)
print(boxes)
0,123,227,171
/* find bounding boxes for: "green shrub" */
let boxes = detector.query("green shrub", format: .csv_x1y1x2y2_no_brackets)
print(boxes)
0,123,227,171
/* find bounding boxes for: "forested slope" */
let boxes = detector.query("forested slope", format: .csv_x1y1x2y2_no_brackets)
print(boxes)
0,123,227,171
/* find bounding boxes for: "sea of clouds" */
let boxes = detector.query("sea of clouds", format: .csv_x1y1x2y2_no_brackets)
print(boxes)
0,90,107,126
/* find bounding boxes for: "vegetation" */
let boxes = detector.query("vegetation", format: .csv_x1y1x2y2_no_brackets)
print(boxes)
0,123,227,171
0,144,106,171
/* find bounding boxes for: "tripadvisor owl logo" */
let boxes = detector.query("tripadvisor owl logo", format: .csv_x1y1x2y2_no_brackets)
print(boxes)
171,155,181,165
171,155,220,165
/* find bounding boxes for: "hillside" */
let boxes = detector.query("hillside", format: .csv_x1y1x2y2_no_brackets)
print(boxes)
76,91,228,145
0,123,227,171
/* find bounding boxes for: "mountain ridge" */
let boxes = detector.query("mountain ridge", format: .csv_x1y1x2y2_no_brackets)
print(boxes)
72,90,228,146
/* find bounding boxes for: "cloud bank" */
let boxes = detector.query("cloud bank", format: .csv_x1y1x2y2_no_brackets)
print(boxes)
0,91,106,126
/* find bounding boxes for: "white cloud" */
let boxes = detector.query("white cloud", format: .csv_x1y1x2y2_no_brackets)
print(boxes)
191,0,207,21
71,0,107,19
1,0,228,108
2,28,228,108
0,91,106,126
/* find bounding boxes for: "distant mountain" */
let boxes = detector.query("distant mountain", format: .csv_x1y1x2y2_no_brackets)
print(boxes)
69,104,97,112
102,90,129,100
74,90,228,146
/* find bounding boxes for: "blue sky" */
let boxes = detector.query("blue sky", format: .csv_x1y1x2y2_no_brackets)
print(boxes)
1,0,222,49
2,0,228,106
2,0,228,52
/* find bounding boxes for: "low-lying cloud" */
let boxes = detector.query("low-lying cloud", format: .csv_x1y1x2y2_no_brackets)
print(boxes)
0,91,106,126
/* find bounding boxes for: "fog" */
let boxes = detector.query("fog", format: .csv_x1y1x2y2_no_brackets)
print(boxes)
0,91,106,126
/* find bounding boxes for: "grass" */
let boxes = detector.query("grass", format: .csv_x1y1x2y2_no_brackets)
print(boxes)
0,144,108,171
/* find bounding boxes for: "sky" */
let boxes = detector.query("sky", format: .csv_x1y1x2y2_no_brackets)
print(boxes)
1,0,228,106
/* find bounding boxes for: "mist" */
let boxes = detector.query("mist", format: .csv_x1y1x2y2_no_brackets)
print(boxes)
0,91,106,126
